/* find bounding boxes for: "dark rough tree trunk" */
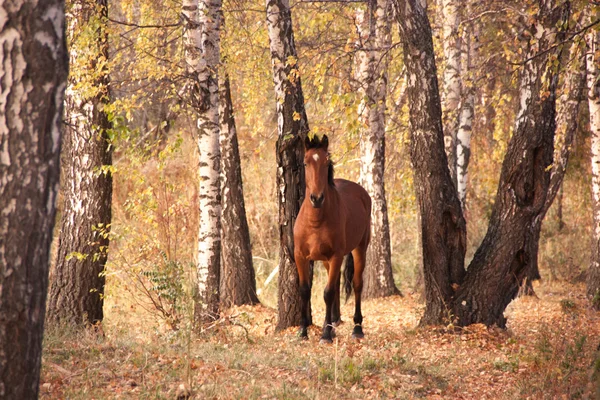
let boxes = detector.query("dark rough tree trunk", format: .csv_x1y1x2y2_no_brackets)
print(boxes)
266,0,312,330
355,0,400,299
394,0,467,325
218,73,259,307
521,36,586,295
586,22,600,309
47,0,113,325
453,0,569,327
0,0,68,396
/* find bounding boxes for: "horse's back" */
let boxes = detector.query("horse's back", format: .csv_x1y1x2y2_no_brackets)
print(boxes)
334,179,371,212
334,179,371,252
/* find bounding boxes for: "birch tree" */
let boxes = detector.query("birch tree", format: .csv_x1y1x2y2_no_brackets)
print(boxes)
453,0,569,326
586,22,600,310
521,35,586,295
355,2,400,299
182,0,223,321
440,0,461,186
47,0,113,325
394,0,467,324
219,73,259,307
0,0,68,395
456,14,476,209
394,0,569,326
266,0,312,330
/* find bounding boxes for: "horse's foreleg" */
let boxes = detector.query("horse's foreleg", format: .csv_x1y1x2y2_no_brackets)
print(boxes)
324,261,342,327
321,256,342,344
351,247,366,339
295,252,311,339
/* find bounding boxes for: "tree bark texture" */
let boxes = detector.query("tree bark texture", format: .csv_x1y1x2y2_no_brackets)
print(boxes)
47,0,113,325
394,0,467,325
440,0,461,187
218,73,259,307
183,0,223,321
456,15,476,210
355,2,400,299
521,37,586,294
453,0,569,327
266,0,312,330
0,0,68,396
586,25,600,309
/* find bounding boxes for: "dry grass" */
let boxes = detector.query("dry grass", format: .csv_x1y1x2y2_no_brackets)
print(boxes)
41,281,600,399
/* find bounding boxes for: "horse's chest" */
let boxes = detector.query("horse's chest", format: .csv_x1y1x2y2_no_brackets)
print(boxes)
304,231,337,261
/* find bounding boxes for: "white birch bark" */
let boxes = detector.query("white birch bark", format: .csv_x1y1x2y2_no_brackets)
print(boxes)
355,2,399,298
456,16,476,209
586,26,600,308
47,0,113,324
441,0,462,186
183,0,222,320
0,0,67,395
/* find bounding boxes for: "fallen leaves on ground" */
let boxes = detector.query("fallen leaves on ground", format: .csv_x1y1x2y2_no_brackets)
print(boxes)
40,282,600,399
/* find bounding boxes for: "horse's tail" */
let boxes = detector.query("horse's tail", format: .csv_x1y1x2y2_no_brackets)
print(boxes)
343,253,354,302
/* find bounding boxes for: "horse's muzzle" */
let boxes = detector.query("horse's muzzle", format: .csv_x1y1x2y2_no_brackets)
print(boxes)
310,193,324,208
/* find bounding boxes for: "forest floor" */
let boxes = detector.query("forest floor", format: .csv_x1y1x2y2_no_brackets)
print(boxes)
40,281,600,399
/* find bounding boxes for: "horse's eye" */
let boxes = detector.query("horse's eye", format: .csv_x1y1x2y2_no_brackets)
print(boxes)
303,163,307,167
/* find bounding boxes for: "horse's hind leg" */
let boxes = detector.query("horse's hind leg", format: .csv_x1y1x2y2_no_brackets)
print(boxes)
351,246,366,339
321,256,342,344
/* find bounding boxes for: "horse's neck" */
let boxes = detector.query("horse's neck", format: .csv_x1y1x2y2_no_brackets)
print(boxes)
305,187,340,225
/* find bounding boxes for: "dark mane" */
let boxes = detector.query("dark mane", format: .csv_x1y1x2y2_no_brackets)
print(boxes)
328,158,335,187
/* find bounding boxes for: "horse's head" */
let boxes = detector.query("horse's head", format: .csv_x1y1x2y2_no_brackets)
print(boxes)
304,134,334,208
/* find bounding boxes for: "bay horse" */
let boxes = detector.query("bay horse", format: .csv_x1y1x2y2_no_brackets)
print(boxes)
293,134,371,343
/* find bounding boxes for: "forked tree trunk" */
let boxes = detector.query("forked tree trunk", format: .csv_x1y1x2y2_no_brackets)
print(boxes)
266,0,312,330
355,1,400,299
0,0,68,396
453,0,569,327
440,0,461,187
394,0,467,325
47,0,113,325
183,0,223,322
521,36,586,295
586,26,600,309
218,73,259,307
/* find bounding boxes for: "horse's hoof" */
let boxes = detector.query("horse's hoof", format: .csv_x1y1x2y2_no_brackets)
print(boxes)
352,325,364,339
351,332,364,340
319,337,333,345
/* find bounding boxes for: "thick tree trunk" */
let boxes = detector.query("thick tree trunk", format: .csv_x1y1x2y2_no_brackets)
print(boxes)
440,0,461,187
355,2,400,299
266,0,312,330
394,0,467,325
218,74,259,307
183,0,223,322
586,26,600,310
453,0,569,327
47,0,112,325
521,37,586,295
0,0,68,396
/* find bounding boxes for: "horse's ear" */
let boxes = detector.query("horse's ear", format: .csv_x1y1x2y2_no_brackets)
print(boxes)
304,135,312,150
321,135,329,151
